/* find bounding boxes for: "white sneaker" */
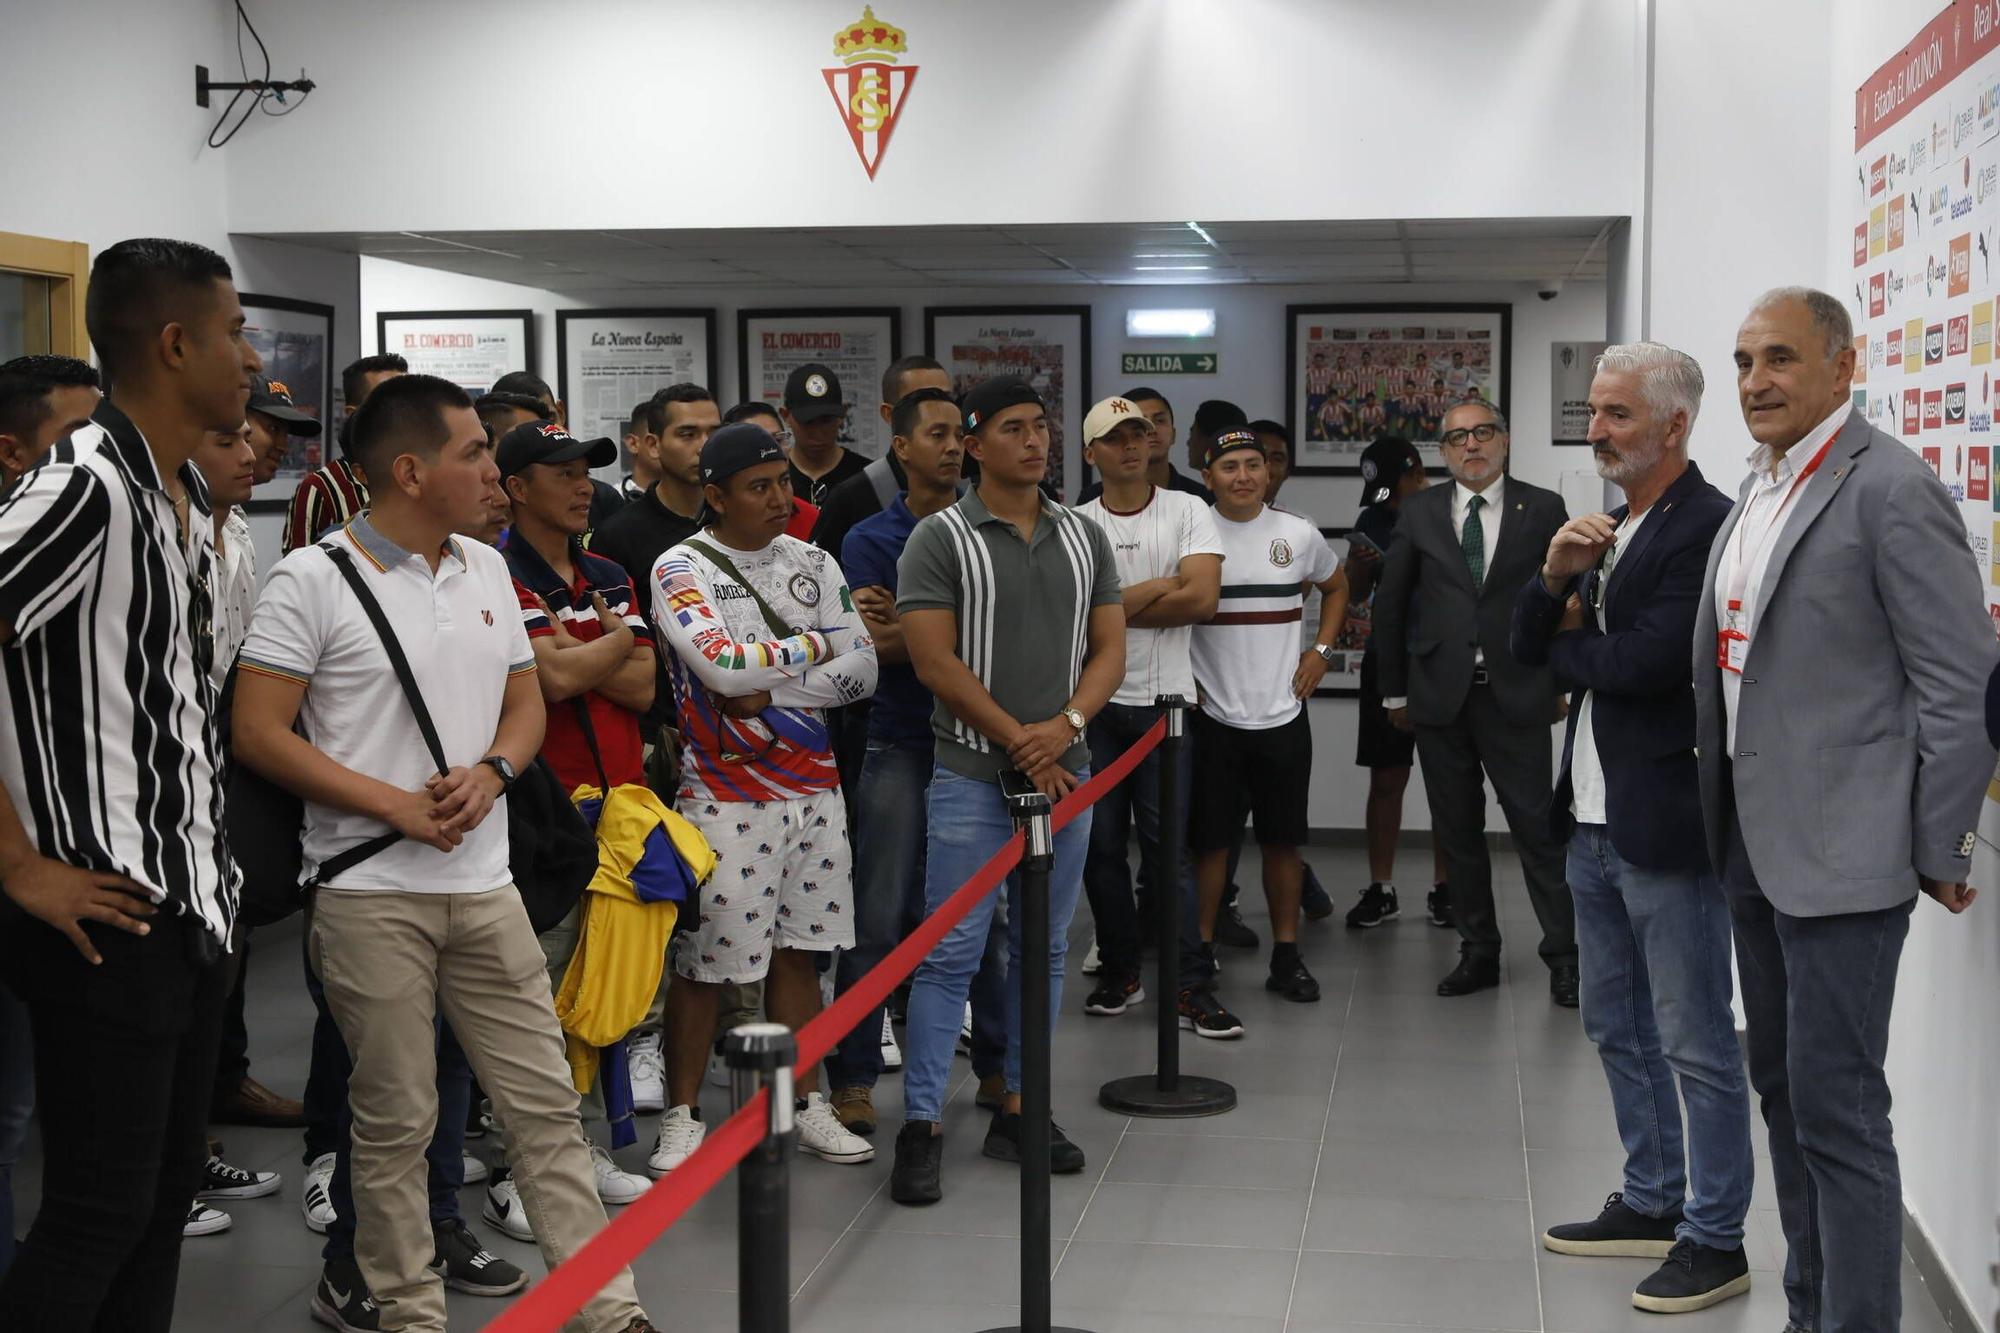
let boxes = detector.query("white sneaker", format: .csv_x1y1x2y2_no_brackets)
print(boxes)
628,1031,666,1113
183,1200,232,1237
301,1151,336,1234
591,1143,649,1205
956,1002,974,1055
647,1105,706,1178
1081,938,1102,975
708,1051,732,1089
461,1152,489,1185
795,1091,876,1164
198,1153,281,1200
879,1012,903,1072
481,1176,534,1243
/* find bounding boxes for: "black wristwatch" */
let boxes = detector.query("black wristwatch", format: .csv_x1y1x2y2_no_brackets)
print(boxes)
479,755,519,791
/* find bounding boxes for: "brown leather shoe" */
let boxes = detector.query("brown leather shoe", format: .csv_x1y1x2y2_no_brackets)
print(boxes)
830,1085,876,1137
211,1076,306,1128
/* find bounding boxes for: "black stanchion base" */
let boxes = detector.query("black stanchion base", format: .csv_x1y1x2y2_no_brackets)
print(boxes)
1097,1073,1237,1118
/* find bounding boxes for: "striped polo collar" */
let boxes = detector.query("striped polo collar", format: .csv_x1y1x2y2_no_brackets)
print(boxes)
344,511,465,573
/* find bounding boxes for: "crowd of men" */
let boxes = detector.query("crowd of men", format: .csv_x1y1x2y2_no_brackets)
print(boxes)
0,237,1989,1333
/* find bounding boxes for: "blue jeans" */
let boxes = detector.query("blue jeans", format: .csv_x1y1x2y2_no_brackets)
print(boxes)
1083,702,1209,992
1568,825,1752,1249
827,744,1007,1089
0,985,33,1281
1723,809,1912,1333
903,765,1091,1123
305,950,470,1262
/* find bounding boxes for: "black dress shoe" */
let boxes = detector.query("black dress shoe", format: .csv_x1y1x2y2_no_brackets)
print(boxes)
1436,950,1500,996
1550,963,1580,1008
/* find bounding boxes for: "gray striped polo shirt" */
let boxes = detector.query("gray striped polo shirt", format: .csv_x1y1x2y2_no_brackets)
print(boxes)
895,487,1121,781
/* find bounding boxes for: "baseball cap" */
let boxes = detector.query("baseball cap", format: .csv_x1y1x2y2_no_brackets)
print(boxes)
694,422,791,526
960,376,1045,434
1205,426,1264,467
783,363,845,424
495,420,617,478
246,374,322,437
1082,395,1150,445
1358,435,1423,505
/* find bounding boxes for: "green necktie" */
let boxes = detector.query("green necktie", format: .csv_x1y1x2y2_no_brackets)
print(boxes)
1461,493,1486,587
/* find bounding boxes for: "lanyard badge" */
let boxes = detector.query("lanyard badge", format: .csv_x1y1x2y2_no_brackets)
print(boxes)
1717,600,1748,674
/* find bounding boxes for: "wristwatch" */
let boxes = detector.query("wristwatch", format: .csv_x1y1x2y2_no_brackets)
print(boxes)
478,755,519,791
1062,707,1086,736
1312,643,1337,666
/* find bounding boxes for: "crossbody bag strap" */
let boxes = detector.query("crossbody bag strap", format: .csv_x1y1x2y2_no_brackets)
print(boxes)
683,539,794,640
321,543,450,772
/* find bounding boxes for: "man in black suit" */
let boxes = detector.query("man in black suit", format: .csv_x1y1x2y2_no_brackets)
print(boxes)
1373,400,1577,1002
1511,344,1754,1316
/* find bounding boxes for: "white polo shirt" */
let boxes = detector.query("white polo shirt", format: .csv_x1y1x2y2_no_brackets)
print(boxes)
238,514,536,893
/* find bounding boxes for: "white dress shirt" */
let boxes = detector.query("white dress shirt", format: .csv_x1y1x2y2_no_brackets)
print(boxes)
1382,474,1504,711
1569,506,1649,824
1713,400,1852,754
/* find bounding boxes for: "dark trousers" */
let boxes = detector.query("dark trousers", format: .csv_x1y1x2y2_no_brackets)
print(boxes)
1723,809,1913,1333
0,910,228,1332
1082,701,1208,991
212,931,252,1097
1412,684,1575,968
302,942,470,1262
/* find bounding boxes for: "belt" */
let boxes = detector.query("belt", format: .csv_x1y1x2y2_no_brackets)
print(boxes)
1471,667,1491,686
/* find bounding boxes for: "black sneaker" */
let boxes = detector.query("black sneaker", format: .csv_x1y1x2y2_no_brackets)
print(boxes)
1214,900,1259,949
1345,884,1401,929
890,1121,943,1206
1265,953,1321,1003
1437,948,1500,997
1541,1191,1683,1257
1301,866,1335,921
197,1152,281,1200
1632,1238,1752,1313
430,1218,528,1296
1177,988,1245,1039
1426,884,1454,928
1083,970,1144,1016
311,1256,381,1333
982,1109,1085,1173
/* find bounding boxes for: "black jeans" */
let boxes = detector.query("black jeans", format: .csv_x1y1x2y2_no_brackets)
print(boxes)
1724,810,1913,1333
1082,701,1209,991
0,909,228,1332
211,930,252,1097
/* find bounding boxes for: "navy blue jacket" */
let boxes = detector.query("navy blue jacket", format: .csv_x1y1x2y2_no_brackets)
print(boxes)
1510,461,1732,872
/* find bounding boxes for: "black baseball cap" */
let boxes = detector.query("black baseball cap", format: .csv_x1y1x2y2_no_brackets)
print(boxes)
495,420,616,478
1205,426,1264,467
961,376,1046,435
695,422,790,526
1358,435,1423,505
246,373,322,436
783,363,845,423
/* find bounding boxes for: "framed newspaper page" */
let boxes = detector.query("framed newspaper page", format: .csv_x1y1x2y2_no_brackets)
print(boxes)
557,308,718,476
377,309,536,398
736,308,901,459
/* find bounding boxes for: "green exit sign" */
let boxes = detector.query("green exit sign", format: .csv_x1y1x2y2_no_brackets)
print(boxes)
1121,352,1217,375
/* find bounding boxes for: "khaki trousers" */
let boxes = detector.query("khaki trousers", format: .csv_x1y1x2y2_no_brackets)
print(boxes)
311,886,644,1333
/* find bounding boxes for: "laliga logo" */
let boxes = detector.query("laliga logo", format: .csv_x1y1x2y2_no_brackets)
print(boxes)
824,6,918,180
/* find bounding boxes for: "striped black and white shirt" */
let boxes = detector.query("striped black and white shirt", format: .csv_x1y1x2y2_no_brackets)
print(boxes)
0,400,238,940
895,488,1120,782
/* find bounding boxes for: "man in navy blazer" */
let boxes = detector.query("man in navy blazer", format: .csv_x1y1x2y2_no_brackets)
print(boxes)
1511,344,1754,1317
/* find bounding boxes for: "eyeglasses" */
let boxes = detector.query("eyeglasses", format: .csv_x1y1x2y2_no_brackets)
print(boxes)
1439,424,1503,448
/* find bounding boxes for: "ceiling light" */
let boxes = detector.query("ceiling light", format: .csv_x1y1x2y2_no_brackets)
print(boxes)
1135,252,1207,260
1126,307,1217,338
1132,266,1213,274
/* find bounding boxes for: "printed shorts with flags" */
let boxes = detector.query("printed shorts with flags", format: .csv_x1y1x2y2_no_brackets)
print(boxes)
672,788,855,984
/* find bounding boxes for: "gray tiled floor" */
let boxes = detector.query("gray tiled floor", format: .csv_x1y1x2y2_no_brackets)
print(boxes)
11,845,1962,1330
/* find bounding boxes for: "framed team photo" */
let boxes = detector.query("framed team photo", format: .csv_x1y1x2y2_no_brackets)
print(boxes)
1299,526,1368,697
1287,303,1511,476
239,293,334,511
925,305,1091,500
737,308,901,460
376,309,536,397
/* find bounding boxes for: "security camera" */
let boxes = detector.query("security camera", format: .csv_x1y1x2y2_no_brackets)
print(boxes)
1537,281,1563,302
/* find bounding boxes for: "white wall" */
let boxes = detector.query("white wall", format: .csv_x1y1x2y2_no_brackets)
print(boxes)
223,0,1636,234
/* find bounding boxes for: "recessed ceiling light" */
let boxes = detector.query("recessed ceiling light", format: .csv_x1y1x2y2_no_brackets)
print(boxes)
1133,265,1212,273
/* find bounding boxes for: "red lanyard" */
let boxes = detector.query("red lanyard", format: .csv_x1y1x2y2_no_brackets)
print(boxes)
1725,427,1839,623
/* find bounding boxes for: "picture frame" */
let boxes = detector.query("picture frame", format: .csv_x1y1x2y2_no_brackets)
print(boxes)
1287,303,1511,476
1299,526,1369,697
557,308,719,474
925,305,1092,500
376,309,536,397
737,307,902,460
239,293,334,510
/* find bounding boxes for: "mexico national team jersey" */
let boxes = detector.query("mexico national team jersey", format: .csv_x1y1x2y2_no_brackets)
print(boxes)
650,533,877,803
1189,505,1338,730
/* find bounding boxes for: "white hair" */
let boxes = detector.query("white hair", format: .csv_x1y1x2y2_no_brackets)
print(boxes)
1749,286,1853,362
1594,341,1704,439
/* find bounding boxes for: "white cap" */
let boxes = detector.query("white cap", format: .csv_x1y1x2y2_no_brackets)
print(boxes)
1083,395,1150,444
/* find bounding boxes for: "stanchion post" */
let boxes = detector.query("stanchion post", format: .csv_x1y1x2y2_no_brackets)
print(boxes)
725,1022,796,1333
1097,696,1237,1119
980,774,1091,1333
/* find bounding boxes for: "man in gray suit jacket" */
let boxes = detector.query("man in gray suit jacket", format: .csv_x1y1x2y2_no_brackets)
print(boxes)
1695,287,1995,1333
1374,400,1577,1003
